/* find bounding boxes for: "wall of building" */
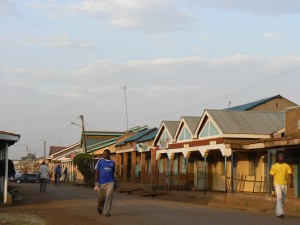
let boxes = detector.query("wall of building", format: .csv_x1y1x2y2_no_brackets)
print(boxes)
250,97,296,112
285,106,300,137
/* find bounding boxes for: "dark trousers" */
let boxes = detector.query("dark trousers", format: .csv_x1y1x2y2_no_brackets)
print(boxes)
40,178,47,192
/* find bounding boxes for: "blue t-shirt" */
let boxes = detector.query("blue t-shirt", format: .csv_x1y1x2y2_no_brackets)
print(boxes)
96,159,115,184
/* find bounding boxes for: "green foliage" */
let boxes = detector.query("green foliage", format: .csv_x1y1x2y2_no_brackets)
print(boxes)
73,153,94,187
21,153,36,160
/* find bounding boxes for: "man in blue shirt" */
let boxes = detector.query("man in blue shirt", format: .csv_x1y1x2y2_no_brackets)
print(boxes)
95,149,115,217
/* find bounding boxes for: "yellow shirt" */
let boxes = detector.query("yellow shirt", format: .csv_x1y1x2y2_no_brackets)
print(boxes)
269,163,292,185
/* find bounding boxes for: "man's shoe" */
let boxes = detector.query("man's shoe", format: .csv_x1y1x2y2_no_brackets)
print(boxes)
277,214,285,218
104,213,111,217
97,207,102,215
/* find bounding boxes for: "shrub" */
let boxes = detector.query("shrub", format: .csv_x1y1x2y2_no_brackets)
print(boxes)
73,153,94,187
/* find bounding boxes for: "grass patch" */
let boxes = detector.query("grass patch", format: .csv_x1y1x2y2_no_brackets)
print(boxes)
0,213,46,225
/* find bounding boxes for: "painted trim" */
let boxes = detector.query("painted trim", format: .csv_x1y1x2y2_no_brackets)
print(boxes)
116,148,135,153
156,143,232,159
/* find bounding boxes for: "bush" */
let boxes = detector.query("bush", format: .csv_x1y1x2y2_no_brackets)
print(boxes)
73,153,94,187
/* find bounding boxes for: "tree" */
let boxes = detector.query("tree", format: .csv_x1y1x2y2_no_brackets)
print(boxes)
21,153,36,160
73,153,94,187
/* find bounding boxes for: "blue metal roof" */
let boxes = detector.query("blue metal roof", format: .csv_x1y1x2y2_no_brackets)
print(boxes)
226,95,280,111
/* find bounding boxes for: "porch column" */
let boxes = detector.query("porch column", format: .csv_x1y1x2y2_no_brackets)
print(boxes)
267,149,272,197
224,156,227,193
116,153,122,180
185,156,189,192
123,152,128,183
3,142,8,204
204,154,207,194
131,151,137,183
151,148,157,184
231,150,234,193
140,152,146,184
170,158,173,190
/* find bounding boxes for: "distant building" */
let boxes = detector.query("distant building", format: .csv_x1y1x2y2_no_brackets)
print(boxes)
226,94,297,112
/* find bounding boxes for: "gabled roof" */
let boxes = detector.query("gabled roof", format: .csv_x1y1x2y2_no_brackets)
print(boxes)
115,128,155,147
225,95,294,111
174,116,201,141
206,109,284,135
49,146,66,156
52,143,80,160
153,121,180,146
163,121,180,138
182,116,202,134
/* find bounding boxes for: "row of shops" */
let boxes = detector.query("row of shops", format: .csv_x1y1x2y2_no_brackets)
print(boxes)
3,95,299,204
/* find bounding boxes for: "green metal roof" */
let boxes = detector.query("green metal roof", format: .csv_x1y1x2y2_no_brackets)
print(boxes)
136,128,158,143
86,137,119,153
115,128,154,147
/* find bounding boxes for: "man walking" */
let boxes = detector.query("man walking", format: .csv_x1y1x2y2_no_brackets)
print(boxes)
94,149,115,217
270,152,293,218
63,167,68,183
55,164,62,185
39,161,48,193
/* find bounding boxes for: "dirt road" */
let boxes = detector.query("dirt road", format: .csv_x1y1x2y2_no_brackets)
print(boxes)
2,182,299,225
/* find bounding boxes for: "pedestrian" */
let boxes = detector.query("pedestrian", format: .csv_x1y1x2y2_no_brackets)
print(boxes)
94,154,103,170
63,167,68,183
94,149,115,217
39,161,48,193
55,164,62,185
269,152,293,218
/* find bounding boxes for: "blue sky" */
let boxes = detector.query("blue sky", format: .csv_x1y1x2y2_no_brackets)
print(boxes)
1,0,300,158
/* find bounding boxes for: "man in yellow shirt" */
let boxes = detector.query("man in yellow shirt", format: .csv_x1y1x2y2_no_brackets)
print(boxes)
269,152,293,218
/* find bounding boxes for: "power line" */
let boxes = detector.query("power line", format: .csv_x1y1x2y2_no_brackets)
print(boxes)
128,66,300,122
84,120,92,131
14,118,80,147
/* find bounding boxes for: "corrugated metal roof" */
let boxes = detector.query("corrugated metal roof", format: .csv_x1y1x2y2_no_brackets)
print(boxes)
86,137,118,152
136,128,158,143
115,141,126,147
115,128,154,147
87,140,117,152
127,125,149,132
182,116,201,134
163,121,180,138
207,109,284,135
226,95,281,111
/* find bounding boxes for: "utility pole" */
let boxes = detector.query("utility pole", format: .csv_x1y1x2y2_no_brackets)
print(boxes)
80,115,87,153
44,141,46,161
123,86,129,131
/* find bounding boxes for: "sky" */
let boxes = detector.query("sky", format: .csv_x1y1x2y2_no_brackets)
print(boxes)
1,0,300,159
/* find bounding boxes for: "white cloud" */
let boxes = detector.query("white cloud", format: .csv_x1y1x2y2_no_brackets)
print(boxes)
3,54,300,160
194,45,204,51
0,34,95,48
0,0,22,17
197,0,300,16
265,32,283,39
3,55,300,99
30,0,197,33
